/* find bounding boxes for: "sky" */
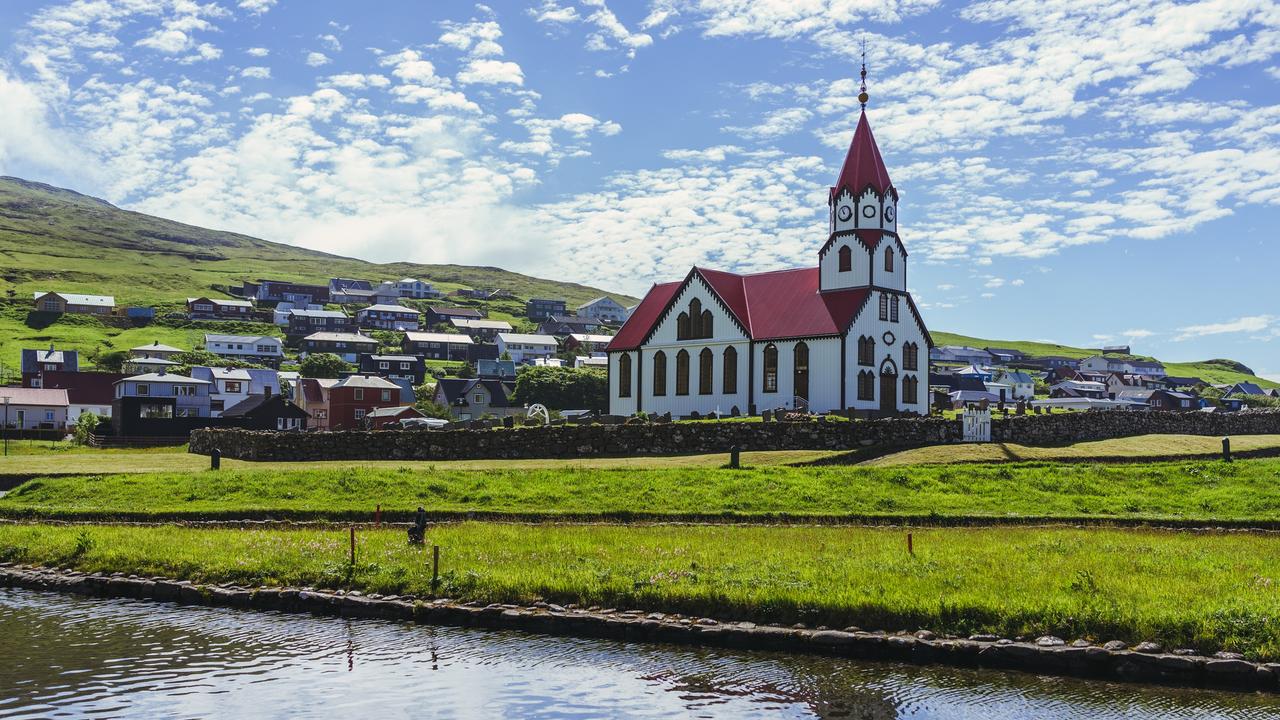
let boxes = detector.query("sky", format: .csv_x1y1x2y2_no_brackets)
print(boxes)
0,0,1278,379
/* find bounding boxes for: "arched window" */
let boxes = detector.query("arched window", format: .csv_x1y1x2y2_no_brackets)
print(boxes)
701,310,713,338
763,344,778,393
838,245,852,272
858,336,875,366
793,342,809,402
857,370,874,400
885,246,894,272
879,293,889,321
689,298,703,337
903,374,918,404
699,348,713,395
676,312,690,340
675,350,690,396
653,350,667,396
890,295,900,323
903,342,918,371
617,353,632,398
723,346,738,394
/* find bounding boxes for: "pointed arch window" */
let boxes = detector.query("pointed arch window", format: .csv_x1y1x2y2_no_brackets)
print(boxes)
838,245,852,273
793,342,809,402
903,374,919,404
858,336,875,366
676,312,690,341
653,350,667,396
763,344,778,393
857,370,874,401
885,246,894,272
617,353,632,398
701,310,713,338
689,298,703,337
890,295,900,323
698,348,714,395
675,350,690,396
903,342,918,371
723,346,738,394
879,293,889,321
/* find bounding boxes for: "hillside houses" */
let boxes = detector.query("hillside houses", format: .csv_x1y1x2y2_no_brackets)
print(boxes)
33,291,115,315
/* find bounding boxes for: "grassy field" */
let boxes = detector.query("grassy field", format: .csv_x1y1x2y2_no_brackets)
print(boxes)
6,457,1280,523
3,522,1279,660
866,434,1280,466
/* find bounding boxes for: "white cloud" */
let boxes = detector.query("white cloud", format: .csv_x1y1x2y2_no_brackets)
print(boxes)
239,0,277,15
306,52,331,67
241,66,271,79
529,0,653,59
246,47,269,57
457,59,524,85
1174,315,1273,341
725,107,812,139
1123,328,1155,338
135,29,190,54
318,34,343,52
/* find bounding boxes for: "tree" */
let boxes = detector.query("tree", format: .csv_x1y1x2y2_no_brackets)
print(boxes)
299,353,353,378
173,349,267,375
415,397,454,420
93,350,130,373
72,412,100,445
511,366,607,412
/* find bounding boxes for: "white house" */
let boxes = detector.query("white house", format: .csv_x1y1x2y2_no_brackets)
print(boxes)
1080,355,1167,378
496,333,558,363
191,366,281,416
991,369,1035,400
576,297,630,324
607,101,930,417
129,342,184,360
396,278,441,299
0,388,70,429
203,334,284,365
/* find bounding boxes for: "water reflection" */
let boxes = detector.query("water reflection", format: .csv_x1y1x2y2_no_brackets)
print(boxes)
0,588,1274,719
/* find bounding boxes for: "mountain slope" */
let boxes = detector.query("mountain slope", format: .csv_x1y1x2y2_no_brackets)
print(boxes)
0,176,633,307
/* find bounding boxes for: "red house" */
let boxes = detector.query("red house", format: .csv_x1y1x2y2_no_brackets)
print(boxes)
326,375,402,429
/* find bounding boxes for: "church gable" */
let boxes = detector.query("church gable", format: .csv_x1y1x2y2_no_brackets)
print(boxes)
643,271,750,345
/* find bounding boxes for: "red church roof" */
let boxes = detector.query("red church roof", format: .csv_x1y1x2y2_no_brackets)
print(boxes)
832,111,892,199
607,268,872,351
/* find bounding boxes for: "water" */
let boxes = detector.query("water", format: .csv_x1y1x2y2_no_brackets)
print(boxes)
0,588,1275,719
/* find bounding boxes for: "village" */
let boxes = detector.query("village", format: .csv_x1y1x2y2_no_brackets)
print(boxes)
9,278,1277,444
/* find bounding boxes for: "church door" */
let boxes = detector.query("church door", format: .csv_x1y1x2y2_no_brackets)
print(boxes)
879,369,897,414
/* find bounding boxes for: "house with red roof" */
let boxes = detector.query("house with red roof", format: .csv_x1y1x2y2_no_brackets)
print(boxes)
606,102,930,417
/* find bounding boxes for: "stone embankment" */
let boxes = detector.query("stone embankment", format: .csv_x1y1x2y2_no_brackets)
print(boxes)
3,563,1276,692
190,410,1280,462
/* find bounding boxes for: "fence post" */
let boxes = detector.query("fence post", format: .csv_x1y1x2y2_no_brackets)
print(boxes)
349,526,356,565
375,504,381,527
210,448,221,471
907,532,914,556
729,445,740,469
431,545,440,595
1222,436,1232,463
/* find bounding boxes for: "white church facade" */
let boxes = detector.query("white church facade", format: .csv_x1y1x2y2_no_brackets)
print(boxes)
606,104,931,417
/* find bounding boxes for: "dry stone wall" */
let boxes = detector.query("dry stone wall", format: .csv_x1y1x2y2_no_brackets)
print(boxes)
189,410,1280,462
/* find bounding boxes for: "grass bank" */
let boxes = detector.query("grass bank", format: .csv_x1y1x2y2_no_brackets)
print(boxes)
864,434,1280,466
5,458,1280,524
3,522,1278,660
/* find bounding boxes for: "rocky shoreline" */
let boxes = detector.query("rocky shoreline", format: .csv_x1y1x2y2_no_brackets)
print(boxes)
3,563,1276,693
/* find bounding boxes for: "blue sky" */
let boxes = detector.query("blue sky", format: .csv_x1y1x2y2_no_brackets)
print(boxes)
0,0,1278,379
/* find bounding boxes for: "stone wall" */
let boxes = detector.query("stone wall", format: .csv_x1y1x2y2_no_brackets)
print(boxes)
189,410,1280,462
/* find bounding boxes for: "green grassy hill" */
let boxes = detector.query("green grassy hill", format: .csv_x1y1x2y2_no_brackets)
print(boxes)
933,331,1278,389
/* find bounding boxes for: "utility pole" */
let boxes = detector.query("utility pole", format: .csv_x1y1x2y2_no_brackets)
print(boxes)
2,396,9,457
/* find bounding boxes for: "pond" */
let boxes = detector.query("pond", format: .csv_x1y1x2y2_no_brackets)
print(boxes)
1,588,1274,719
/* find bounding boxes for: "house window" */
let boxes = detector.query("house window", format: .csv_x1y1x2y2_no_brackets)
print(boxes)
176,407,196,418
400,362,410,370
354,409,366,420
879,294,889,321
474,393,485,404
698,348,713,395
675,349,690,395
858,336,875,366
903,375,918,404
257,344,276,354
379,361,389,370
890,295,900,323
838,245,852,272
315,409,327,419
354,388,364,401
211,400,224,411
175,385,196,397
903,342,918,371
653,351,667,396
858,370,874,401
723,346,737,394
194,303,213,312
44,410,54,422
140,403,172,418
885,247,894,272
43,300,60,312
381,390,392,402
763,344,778,393
137,383,150,396
225,381,242,393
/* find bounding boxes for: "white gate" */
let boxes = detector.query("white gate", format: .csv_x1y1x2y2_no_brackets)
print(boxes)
962,405,992,443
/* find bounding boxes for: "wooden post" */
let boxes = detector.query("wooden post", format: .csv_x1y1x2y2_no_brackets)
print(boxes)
375,504,381,527
431,545,440,595
349,526,356,565
907,532,914,556
1222,436,1232,463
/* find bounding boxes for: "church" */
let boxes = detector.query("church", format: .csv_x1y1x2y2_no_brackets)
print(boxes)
605,82,932,418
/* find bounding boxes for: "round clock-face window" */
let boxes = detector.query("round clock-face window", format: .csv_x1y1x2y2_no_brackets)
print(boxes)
862,205,876,219
837,205,852,221
885,206,896,222
882,331,896,346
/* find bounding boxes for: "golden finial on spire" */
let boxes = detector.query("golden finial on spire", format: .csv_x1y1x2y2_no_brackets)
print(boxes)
858,39,869,109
